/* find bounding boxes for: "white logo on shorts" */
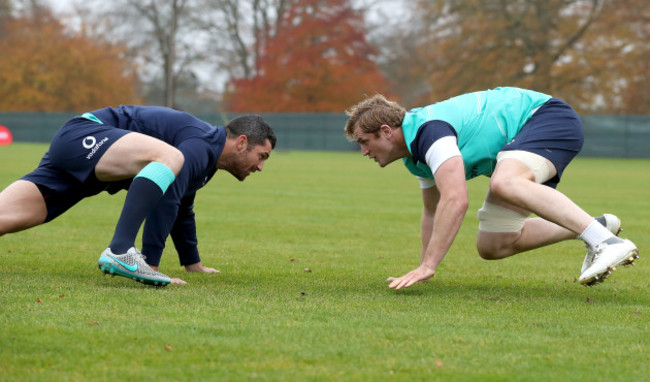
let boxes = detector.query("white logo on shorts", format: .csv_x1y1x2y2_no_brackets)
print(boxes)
83,136,96,149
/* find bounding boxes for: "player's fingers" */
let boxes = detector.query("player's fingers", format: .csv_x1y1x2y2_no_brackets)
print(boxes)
394,276,413,290
395,281,408,290
399,277,418,290
389,276,407,289
399,271,428,289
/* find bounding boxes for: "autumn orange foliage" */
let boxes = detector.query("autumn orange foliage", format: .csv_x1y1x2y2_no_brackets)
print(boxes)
396,0,649,114
0,9,141,112
224,0,392,113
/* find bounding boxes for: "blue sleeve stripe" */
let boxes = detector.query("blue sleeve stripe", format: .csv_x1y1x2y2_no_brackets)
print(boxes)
411,120,457,162
134,162,176,193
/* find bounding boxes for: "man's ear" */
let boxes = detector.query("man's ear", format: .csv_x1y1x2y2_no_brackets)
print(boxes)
380,124,393,139
235,135,248,152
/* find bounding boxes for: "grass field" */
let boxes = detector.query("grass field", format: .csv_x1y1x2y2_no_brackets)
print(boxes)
0,143,648,381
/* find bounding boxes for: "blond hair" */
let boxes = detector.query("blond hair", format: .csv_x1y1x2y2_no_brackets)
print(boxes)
344,94,406,139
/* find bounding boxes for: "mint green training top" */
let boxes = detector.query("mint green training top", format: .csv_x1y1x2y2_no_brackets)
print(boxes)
401,87,552,180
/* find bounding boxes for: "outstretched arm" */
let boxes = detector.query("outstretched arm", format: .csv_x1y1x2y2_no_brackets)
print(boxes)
169,194,220,274
388,156,468,289
419,184,440,265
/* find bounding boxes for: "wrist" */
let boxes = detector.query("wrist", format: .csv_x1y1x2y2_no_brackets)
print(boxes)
184,262,203,272
420,260,438,272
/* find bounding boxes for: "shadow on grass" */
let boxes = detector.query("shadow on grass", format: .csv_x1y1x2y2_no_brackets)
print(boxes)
205,267,647,308
384,277,647,306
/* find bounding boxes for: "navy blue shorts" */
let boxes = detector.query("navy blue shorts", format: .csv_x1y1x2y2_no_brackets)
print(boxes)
500,98,584,188
21,117,131,222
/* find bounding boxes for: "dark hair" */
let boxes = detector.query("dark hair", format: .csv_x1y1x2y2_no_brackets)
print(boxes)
225,115,277,149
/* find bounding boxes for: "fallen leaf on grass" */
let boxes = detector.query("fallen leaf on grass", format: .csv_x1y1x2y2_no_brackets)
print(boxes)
36,298,42,303
164,345,173,351
89,321,100,325
435,359,443,367
304,268,312,273
289,259,296,262
59,295,65,298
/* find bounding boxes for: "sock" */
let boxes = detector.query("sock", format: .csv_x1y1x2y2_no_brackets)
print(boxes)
579,220,619,248
574,216,613,240
109,162,175,254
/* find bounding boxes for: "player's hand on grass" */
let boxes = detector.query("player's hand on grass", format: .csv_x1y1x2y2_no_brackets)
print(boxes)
387,265,435,290
170,278,188,285
185,262,220,273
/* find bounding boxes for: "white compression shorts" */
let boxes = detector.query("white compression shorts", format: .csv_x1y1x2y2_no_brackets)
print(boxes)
477,150,557,233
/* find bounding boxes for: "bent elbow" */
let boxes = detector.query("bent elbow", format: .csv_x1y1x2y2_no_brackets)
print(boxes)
455,196,469,214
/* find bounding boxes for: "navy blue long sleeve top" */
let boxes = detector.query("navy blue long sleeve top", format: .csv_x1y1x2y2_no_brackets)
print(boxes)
92,105,226,266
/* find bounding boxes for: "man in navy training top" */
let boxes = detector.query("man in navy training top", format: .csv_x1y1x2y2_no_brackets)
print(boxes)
0,106,276,286
344,87,638,290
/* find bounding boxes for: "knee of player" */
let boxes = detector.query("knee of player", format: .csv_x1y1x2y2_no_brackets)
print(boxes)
0,219,18,236
476,240,498,260
488,175,510,199
476,239,512,260
161,147,185,175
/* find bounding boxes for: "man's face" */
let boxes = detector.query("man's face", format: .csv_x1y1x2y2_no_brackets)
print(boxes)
231,138,272,181
352,125,395,167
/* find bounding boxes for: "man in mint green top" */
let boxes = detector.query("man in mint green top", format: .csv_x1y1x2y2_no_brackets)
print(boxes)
402,87,551,181
345,87,639,289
